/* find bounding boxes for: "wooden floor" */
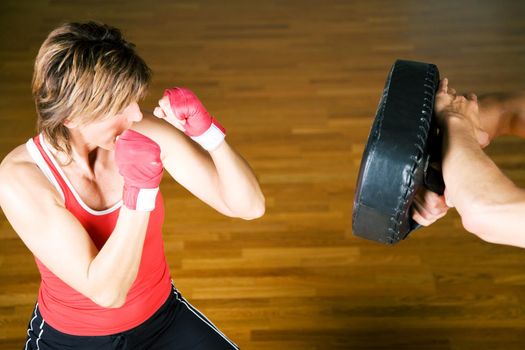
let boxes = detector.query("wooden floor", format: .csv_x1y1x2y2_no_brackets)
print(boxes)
1,0,525,349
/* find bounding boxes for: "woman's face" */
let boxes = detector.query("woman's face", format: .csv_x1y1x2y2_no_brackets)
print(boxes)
73,102,143,150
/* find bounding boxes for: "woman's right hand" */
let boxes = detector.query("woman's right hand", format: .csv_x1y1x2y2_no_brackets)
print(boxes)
115,129,164,211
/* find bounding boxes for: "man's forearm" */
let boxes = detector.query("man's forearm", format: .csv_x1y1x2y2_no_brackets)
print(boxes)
442,120,525,247
442,117,518,218
433,79,525,246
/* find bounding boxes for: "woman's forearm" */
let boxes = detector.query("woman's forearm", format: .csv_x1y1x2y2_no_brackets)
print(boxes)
86,207,150,307
209,141,265,220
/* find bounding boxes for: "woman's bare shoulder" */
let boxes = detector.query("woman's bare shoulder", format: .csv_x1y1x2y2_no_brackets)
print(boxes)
0,143,61,201
2,143,35,164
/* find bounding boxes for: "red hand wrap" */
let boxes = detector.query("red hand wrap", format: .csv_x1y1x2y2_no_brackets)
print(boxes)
163,87,226,150
115,129,163,211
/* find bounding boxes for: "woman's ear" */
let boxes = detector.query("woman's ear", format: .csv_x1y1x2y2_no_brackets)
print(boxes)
63,118,78,129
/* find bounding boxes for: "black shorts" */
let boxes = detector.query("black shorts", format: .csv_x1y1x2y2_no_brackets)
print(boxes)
24,285,239,350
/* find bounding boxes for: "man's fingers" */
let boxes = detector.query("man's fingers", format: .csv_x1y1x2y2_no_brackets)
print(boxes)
439,77,448,93
421,190,449,213
411,189,449,227
412,195,447,217
412,204,448,227
466,92,478,102
412,207,447,226
412,210,433,226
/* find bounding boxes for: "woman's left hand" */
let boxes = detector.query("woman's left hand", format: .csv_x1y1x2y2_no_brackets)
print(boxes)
153,95,187,133
154,87,226,151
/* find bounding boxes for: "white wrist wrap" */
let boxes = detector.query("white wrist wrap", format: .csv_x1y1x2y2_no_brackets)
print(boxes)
191,122,226,151
135,187,160,211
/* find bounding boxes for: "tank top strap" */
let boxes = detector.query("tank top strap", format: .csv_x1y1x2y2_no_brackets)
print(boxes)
25,134,72,206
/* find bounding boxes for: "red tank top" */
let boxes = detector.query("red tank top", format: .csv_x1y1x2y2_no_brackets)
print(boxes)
26,134,172,336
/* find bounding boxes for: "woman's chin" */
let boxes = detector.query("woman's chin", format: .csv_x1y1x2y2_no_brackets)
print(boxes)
98,139,116,151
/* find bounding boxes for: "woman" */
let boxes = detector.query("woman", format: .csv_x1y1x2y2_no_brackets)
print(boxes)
0,21,264,349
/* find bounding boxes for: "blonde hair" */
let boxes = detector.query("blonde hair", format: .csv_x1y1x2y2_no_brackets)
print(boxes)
32,21,151,161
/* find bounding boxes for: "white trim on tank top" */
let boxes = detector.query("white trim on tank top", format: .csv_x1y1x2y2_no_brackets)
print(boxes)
26,138,65,202
28,134,122,216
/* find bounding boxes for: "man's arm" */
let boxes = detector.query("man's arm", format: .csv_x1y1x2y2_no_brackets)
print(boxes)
478,92,525,139
411,88,525,230
438,79,525,247
442,117,525,246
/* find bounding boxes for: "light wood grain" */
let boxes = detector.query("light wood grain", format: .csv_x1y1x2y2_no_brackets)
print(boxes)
1,0,525,349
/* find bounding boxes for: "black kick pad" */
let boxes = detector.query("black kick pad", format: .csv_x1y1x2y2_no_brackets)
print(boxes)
352,59,445,244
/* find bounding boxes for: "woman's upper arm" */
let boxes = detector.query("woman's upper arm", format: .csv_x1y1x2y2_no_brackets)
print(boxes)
0,160,99,299
132,113,235,216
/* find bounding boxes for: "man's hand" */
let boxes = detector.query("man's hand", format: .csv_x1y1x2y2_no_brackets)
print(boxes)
411,189,450,226
435,78,490,147
412,78,491,226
